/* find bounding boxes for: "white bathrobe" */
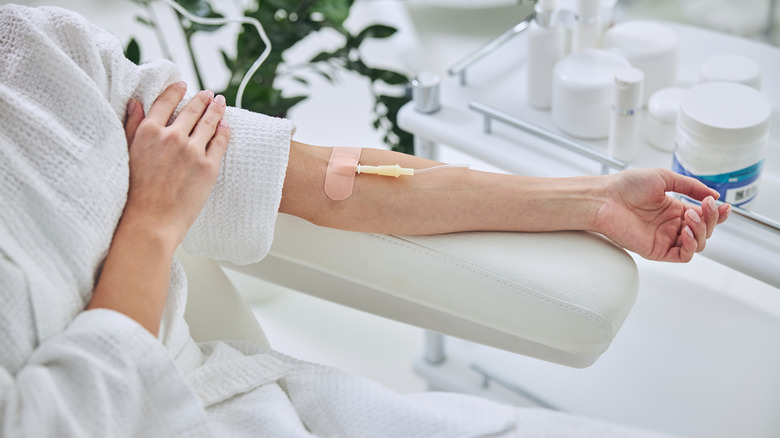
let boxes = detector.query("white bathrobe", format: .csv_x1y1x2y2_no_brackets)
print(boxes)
0,5,672,437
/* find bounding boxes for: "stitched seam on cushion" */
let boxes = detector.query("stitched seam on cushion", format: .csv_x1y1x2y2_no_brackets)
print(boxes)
369,233,613,326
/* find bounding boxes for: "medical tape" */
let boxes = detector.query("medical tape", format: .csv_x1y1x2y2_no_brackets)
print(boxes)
324,147,362,201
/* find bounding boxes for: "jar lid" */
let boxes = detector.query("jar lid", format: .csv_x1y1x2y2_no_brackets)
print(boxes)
699,53,762,90
603,21,679,58
554,49,631,102
648,87,687,124
678,82,771,144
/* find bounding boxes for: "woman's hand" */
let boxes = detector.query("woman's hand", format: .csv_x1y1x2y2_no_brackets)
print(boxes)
122,81,230,247
88,82,230,334
594,168,730,263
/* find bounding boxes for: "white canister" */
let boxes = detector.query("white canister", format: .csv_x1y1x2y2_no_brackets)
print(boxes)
646,87,687,152
672,82,772,207
551,49,631,139
699,53,762,90
602,21,679,105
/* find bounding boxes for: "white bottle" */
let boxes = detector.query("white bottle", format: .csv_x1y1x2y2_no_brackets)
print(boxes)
526,0,565,109
608,67,644,162
572,0,602,52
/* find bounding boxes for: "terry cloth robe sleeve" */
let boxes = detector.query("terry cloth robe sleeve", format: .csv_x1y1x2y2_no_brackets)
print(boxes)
89,8,295,265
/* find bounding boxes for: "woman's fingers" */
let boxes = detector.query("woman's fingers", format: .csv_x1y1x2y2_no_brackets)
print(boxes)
146,81,188,123
124,99,144,146
172,89,214,133
662,169,720,202
677,225,697,262
191,94,226,148
684,208,707,251
131,82,229,163
700,196,720,238
718,203,731,224
206,119,230,164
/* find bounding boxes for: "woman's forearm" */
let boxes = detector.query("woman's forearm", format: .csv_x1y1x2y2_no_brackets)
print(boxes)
87,220,177,334
279,141,606,235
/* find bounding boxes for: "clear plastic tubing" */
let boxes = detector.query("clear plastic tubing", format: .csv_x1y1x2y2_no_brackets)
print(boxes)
413,164,470,174
672,82,772,207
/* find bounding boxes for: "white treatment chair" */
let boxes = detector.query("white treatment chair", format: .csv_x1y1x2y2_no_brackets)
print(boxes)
180,212,638,370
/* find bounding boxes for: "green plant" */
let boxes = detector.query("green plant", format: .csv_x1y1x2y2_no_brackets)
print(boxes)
126,0,414,154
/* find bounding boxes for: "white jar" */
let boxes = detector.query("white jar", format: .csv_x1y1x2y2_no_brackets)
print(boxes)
551,49,631,139
672,82,772,207
646,87,687,152
602,21,679,106
699,53,762,90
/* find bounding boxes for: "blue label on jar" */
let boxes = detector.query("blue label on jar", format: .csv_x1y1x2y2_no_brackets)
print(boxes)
671,154,763,206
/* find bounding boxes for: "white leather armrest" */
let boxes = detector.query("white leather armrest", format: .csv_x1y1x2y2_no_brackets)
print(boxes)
225,213,639,368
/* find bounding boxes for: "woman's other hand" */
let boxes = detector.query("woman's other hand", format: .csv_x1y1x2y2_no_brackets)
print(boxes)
122,81,229,246
595,168,730,263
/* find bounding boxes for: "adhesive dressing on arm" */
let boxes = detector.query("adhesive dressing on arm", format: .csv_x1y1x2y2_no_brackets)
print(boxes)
324,147,362,201
324,147,470,201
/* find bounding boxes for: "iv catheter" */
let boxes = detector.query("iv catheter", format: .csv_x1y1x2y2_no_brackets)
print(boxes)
324,147,470,201
356,163,469,178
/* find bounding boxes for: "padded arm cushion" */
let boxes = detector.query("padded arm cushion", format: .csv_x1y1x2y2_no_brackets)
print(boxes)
225,213,639,368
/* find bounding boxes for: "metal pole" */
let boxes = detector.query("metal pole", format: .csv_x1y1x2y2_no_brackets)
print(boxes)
423,331,446,365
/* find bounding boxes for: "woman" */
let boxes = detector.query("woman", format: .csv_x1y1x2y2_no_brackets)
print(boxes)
0,4,726,437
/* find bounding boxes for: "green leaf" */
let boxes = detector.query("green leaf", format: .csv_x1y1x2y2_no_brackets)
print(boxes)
220,50,234,71
315,67,336,83
354,24,397,45
369,68,408,85
291,76,309,86
311,0,351,27
310,48,347,63
124,38,141,65
135,16,153,27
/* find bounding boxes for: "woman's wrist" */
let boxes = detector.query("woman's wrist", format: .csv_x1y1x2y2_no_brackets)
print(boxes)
510,174,607,233
113,214,181,259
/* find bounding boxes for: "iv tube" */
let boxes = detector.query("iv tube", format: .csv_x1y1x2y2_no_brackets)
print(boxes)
162,0,271,109
413,164,470,174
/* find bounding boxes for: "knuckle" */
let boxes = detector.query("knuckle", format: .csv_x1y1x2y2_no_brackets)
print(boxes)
137,119,161,136
162,129,186,146
200,115,218,130
197,157,216,174
180,104,200,117
157,93,181,108
196,91,212,106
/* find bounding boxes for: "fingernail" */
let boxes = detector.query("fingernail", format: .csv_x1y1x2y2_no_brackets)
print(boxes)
203,89,214,100
126,99,136,116
707,197,717,212
176,81,187,89
684,225,694,239
214,95,226,106
686,209,701,223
